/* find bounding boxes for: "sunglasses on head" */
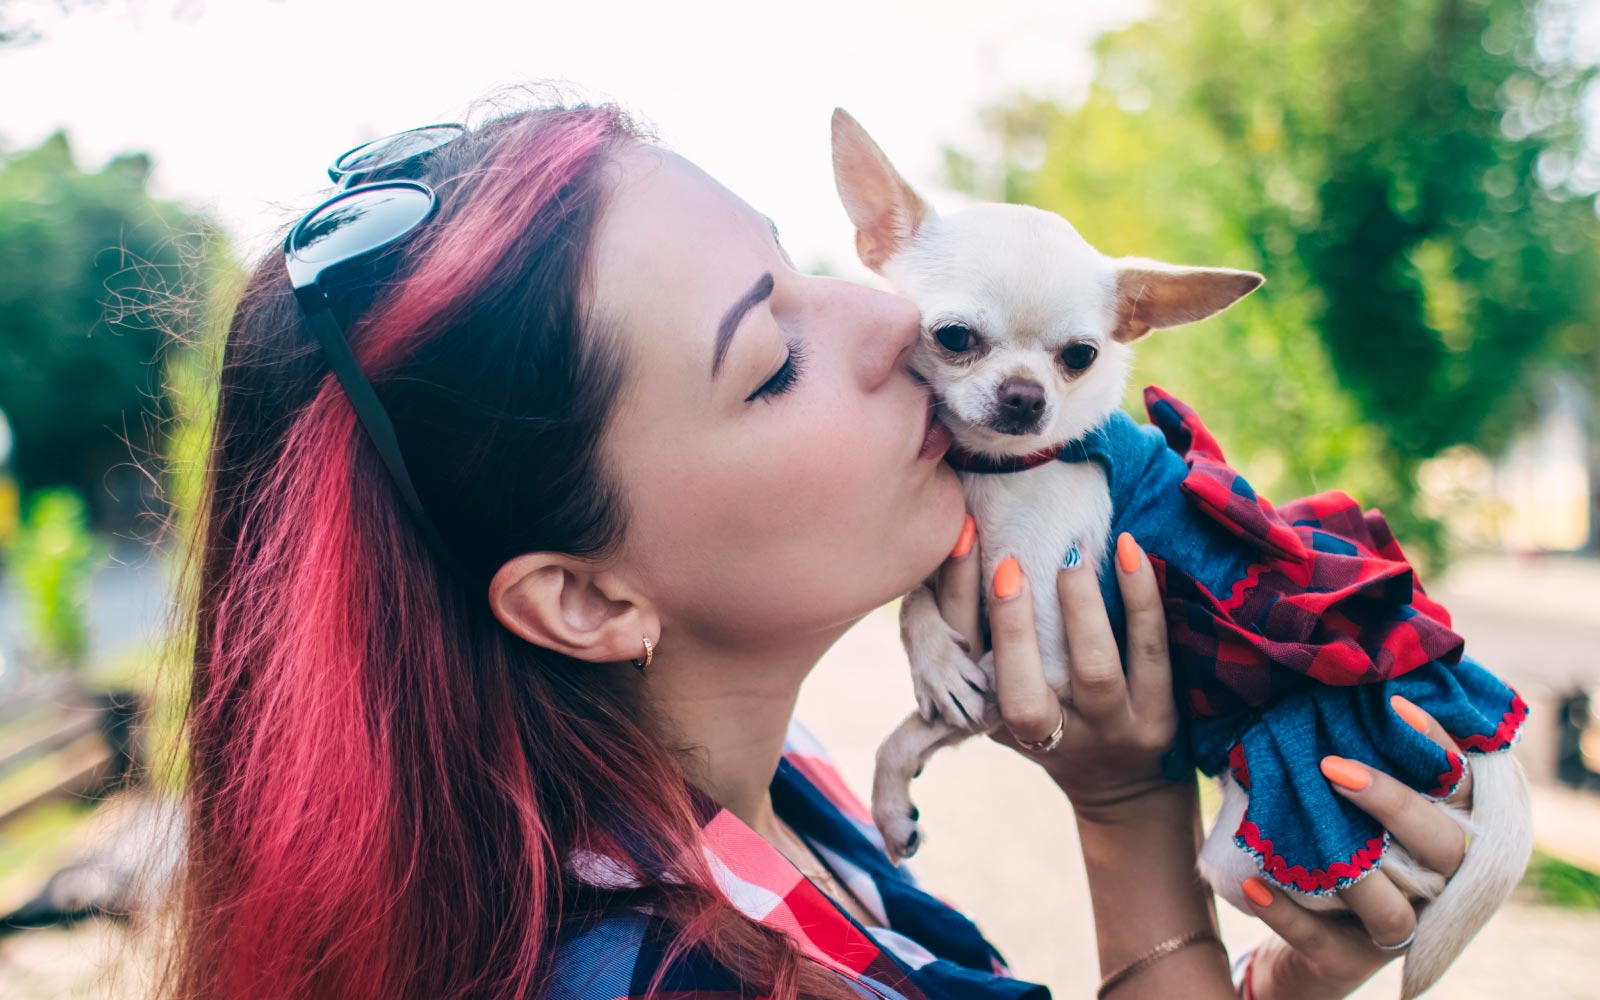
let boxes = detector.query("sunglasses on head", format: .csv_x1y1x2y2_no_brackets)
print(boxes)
283,123,478,585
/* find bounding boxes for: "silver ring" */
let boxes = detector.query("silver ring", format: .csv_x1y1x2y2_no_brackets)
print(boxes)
1019,710,1066,753
1371,927,1416,953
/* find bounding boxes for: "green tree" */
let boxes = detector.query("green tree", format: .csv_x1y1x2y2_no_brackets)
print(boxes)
5,488,109,673
948,0,1600,561
0,129,224,529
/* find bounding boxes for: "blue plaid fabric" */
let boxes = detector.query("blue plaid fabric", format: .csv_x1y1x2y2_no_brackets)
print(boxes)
1060,386,1527,894
548,718,1050,1000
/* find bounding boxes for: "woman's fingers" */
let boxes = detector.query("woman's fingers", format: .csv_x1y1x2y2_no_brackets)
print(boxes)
1336,871,1418,949
1109,534,1173,718
1390,694,1473,809
934,513,984,662
1240,877,1351,968
1321,756,1469,878
987,557,1062,747
1055,540,1128,722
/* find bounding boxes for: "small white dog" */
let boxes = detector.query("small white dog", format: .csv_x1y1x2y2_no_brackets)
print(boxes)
831,107,1532,1000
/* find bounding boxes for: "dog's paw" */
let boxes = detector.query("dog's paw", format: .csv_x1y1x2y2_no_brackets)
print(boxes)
908,624,991,730
872,726,932,864
872,789,923,863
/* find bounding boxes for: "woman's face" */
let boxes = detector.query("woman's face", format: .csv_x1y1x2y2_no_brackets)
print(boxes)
588,145,965,651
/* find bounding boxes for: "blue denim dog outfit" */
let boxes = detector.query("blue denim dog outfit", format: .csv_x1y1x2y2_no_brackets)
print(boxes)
1061,387,1527,894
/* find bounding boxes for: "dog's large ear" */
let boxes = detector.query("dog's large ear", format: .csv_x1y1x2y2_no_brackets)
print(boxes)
831,108,932,273
1111,258,1264,342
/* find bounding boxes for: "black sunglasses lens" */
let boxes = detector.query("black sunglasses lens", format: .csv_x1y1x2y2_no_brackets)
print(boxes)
335,125,462,178
290,184,436,265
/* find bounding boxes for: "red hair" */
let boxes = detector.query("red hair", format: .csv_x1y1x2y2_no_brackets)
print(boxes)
157,88,856,1000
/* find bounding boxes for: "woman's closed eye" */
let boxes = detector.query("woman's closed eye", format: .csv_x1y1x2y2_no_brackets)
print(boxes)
746,338,809,402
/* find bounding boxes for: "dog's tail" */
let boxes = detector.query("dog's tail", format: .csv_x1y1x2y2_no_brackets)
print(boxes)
1401,750,1533,999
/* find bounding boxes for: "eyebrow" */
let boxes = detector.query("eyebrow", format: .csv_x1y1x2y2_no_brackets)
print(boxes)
711,271,775,379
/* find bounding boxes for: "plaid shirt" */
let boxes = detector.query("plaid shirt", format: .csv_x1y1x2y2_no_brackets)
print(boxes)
549,718,1049,1000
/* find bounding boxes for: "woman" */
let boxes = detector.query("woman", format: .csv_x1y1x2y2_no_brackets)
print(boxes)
162,89,1485,1000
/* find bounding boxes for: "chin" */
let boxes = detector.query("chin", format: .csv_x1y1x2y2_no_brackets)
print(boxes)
916,471,969,567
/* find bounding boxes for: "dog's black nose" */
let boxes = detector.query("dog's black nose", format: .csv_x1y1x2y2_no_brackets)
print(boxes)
997,377,1046,417
991,377,1047,435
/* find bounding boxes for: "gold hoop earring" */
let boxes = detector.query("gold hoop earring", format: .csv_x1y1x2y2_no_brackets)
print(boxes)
630,636,654,671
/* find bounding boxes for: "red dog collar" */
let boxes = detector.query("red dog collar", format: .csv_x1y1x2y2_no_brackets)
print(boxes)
943,442,1067,474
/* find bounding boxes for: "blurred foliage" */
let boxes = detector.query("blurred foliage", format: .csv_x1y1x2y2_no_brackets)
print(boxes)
158,240,234,535
0,129,227,530
0,1,107,47
0,476,17,551
3,488,110,673
1522,847,1600,910
946,0,1600,565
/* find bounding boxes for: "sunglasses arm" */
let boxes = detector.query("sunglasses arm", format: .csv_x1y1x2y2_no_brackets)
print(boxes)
296,294,479,587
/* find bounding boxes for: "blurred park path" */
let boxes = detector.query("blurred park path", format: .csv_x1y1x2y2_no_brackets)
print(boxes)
1429,555,1600,876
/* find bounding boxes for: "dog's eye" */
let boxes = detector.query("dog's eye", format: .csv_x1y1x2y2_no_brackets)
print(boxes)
933,324,976,353
1062,343,1098,373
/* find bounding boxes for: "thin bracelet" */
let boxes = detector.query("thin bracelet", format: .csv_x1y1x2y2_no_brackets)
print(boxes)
1096,929,1224,998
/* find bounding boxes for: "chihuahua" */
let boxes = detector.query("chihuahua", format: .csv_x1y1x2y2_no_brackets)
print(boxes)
831,107,1531,1000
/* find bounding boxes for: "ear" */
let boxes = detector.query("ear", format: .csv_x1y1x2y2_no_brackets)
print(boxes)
488,552,657,668
831,107,933,273
1111,258,1265,343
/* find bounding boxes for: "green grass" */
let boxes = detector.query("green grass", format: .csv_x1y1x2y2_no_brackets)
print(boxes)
1520,848,1600,911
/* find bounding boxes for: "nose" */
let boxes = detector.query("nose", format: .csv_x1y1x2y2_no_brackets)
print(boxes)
824,281,921,390
997,376,1045,418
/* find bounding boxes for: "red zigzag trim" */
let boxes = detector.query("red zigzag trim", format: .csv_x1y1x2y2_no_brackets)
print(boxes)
1457,693,1528,753
1427,753,1465,799
1238,819,1388,892
1230,692,1526,892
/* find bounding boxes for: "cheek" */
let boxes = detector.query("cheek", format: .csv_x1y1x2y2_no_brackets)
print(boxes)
632,397,952,643
719,404,890,576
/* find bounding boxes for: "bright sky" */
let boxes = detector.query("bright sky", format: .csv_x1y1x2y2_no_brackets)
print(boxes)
0,0,1145,277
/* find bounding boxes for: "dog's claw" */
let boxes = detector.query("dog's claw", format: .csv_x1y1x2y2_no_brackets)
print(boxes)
874,804,924,864
909,631,994,732
902,587,991,729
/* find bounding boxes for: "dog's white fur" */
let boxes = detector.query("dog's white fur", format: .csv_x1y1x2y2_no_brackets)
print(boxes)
832,107,1533,999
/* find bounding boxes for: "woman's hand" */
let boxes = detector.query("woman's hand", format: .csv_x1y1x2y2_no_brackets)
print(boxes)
934,525,1238,997
1237,701,1476,1000
927,517,1485,999
929,522,1181,816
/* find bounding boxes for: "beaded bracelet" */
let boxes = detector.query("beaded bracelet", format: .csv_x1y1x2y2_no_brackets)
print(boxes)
1096,928,1225,998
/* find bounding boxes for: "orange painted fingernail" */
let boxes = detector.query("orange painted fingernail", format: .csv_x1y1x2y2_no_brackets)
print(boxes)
1242,877,1273,908
993,557,1021,599
1320,755,1370,791
1116,532,1140,574
1390,694,1429,734
951,514,976,558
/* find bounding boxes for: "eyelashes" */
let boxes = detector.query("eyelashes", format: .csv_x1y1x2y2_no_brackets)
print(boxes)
746,338,809,402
